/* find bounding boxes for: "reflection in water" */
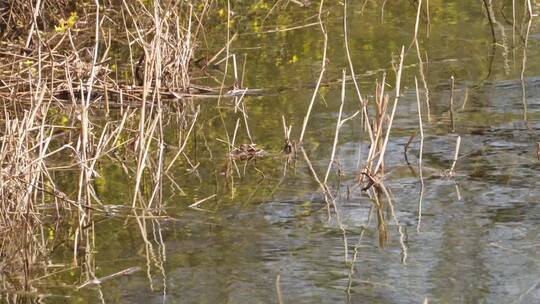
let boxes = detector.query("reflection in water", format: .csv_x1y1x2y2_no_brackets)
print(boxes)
2,1,540,303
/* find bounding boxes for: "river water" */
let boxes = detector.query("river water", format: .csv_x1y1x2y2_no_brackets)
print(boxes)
8,1,540,303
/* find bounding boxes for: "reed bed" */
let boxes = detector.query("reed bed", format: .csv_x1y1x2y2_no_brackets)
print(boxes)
0,0,216,212
0,0,214,294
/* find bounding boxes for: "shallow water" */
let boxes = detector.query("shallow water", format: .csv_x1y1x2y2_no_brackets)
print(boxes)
3,1,540,303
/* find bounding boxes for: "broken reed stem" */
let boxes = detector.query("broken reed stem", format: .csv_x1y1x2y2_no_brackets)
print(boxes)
282,115,292,142
189,194,217,209
324,69,347,184
461,88,469,110
231,118,240,148
449,135,461,175
298,0,327,145
239,91,254,144
362,74,388,178
373,46,405,174
361,79,379,173
449,75,455,132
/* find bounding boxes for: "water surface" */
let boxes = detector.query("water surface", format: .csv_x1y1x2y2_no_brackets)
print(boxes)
4,1,540,303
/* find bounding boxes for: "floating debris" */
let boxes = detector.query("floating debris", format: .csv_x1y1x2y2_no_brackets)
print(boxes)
227,144,267,160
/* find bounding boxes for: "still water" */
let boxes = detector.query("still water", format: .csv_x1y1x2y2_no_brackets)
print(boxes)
7,1,540,303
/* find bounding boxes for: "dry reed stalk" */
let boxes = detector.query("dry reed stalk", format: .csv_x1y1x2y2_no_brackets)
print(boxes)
231,118,240,150
300,147,348,261
449,135,461,176
322,70,359,261
417,178,425,232
216,0,233,108
368,76,388,170
461,88,469,111
189,193,217,209
0,69,76,291
381,0,388,21
372,46,405,174
449,76,455,132
345,0,379,177
410,0,431,121
377,182,407,261
346,204,372,298
304,69,355,231
132,208,167,290
131,37,151,209
344,0,372,146
482,0,497,44
512,0,516,62
359,46,406,192
415,77,425,232
232,88,253,144
360,79,386,185
276,274,284,304
73,0,102,263
126,0,203,209
165,106,200,172
521,12,532,121
526,0,533,17
415,78,425,176
324,70,347,184
415,41,431,122
78,266,142,289
281,115,293,153
254,22,320,34
408,0,423,51
298,0,327,145
426,0,431,38
371,189,388,247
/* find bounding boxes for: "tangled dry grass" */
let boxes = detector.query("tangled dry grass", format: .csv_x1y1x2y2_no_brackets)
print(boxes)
0,0,215,294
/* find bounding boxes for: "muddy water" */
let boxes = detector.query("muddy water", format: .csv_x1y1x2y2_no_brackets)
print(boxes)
9,1,540,303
